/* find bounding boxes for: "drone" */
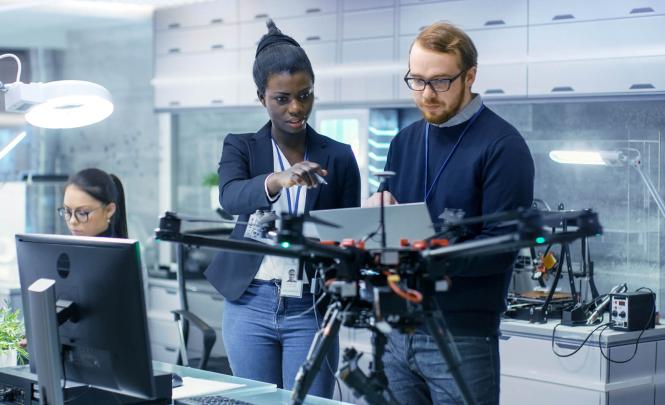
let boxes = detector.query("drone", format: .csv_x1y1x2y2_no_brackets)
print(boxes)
155,207,602,405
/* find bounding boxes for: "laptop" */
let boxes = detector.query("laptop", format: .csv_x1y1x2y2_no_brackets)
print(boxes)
309,202,433,248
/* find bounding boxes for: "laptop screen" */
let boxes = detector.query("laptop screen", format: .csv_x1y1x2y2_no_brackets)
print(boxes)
309,203,433,248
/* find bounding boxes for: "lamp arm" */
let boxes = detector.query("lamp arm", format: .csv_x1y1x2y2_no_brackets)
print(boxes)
0,53,22,85
632,160,665,219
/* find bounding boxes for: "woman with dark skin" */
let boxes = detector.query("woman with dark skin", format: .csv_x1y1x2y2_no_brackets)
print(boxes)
204,20,361,398
58,168,128,238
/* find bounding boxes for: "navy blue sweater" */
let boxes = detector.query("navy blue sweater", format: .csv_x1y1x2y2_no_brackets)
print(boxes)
384,106,534,336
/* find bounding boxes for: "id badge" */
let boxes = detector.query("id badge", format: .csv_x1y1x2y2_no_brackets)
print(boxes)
280,262,303,298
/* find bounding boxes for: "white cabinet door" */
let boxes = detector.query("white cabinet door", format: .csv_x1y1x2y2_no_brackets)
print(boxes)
148,313,181,347
155,0,239,30
240,14,337,49
239,0,337,22
342,37,394,64
155,81,239,109
501,375,602,405
279,14,338,44
529,0,665,25
469,27,527,64
398,28,527,66
528,56,665,97
474,63,527,98
155,51,240,78
236,75,261,106
302,41,337,68
239,20,265,49
500,334,602,386
341,38,395,101
312,77,337,104
340,73,394,103
400,0,527,35
529,15,665,61
343,8,394,39
343,0,394,11
148,284,179,312
155,24,241,55
151,342,180,363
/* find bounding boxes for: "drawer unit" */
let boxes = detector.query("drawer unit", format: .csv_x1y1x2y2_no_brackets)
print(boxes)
473,63,527,98
341,37,395,102
155,0,239,30
343,0,394,12
240,14,337,49
529,0,665,25
528,56,665,97
235,78,261,106
151,342,180,363
529,15,665,60
148,312,180,347
155,80,239,109
342,8,394,40
188,289,225,329
500,320,665,405
155,51,241,78
398,27,528,65
400,0,527,35
239,0,337,23
148,283,179,313
155,24,240,55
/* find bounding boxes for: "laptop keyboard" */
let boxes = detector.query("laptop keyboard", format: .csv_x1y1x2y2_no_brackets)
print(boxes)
175,394,254,405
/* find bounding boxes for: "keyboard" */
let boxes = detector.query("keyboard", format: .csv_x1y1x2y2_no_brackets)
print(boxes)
174,395,255,405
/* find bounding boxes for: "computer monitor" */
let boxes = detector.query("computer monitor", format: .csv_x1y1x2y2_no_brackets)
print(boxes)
16,233,158,400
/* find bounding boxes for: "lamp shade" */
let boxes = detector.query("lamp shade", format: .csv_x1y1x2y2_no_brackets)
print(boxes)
23,80,114,129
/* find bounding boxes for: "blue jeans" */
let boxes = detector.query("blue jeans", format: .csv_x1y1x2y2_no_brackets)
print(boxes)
222,279,338,398
383,330,500,405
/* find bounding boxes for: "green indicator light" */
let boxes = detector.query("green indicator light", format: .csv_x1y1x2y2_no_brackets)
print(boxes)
280,241,291,248
535,237,546,244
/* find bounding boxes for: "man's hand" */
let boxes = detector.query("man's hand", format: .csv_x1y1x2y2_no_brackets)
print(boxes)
267,161,327,195
363,191,398,207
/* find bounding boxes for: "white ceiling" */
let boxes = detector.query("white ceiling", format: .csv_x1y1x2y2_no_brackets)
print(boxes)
0,0,211,49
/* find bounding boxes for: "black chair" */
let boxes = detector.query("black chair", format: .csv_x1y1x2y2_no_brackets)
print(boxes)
172,228,231,372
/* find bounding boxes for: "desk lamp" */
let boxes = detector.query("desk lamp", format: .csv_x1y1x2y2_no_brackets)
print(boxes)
549,148,665,219
0,53,113,129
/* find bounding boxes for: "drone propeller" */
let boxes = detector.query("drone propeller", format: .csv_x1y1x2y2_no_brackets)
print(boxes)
174,213,235,224
170,211,340,229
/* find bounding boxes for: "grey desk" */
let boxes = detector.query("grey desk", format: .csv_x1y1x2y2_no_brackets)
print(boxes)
500,319,665,405
155,361,352,405
0,361,352,405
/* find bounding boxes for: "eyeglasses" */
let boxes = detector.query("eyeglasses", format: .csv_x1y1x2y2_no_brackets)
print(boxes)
57,206,103,223
403,70,465,92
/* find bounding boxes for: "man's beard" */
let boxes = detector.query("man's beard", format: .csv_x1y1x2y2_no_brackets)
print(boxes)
418,87,466,125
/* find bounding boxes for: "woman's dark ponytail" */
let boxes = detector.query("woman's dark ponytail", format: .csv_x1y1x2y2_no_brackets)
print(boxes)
109,174,128,238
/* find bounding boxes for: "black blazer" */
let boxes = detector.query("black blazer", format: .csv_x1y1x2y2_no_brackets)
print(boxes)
204,122,361,300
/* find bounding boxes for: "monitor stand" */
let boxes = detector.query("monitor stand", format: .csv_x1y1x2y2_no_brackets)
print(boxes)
0,366,172,404
25,278,172,404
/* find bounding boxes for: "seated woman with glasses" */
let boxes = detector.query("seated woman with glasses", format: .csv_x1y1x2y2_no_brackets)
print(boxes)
57,168,128,238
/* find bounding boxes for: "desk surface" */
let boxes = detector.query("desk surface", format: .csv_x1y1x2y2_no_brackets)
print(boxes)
501,318,665,346
0,362,352,405
160,361,353,405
